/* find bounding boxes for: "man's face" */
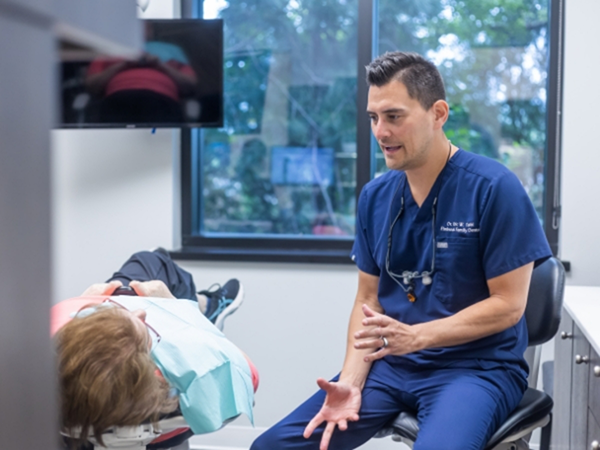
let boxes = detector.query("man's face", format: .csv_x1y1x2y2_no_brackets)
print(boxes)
367,79,437,172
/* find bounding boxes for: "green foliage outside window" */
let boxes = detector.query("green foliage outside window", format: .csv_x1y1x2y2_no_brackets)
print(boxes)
197,0,550,237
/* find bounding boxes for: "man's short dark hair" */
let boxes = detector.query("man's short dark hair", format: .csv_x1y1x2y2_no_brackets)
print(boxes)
366,51,446,110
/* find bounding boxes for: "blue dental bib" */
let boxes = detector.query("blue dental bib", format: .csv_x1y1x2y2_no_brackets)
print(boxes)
115,296,254,434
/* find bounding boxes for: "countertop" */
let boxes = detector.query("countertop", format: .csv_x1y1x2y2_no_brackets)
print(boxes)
564,285,600,354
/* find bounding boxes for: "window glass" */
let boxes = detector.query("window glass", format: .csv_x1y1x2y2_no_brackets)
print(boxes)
376,0,550,219
197,0,358,238
181,0,560,261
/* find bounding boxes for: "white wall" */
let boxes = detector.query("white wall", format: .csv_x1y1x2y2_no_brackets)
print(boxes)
560,0,600,288
51,129,176,302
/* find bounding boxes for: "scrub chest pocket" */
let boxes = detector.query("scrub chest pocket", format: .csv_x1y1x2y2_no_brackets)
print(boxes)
434,236,489,312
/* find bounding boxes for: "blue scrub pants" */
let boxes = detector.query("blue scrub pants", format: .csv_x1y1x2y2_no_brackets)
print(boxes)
251,358,526,450
106,250,198,301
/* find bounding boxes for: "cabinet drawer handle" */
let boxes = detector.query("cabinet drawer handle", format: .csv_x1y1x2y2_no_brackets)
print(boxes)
594,366,600,377
576,354,590,364
591,440,599,450
561,331,573,339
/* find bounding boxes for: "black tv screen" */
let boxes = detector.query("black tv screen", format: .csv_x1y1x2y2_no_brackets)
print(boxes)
59,19,223,129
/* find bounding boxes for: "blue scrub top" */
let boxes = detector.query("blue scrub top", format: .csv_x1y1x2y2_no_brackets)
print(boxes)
351,149,551,376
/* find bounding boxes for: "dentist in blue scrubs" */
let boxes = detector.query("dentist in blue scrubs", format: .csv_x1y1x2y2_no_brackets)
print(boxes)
251,51,552,450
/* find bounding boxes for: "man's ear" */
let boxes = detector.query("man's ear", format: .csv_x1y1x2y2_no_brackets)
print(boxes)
431,100,449,129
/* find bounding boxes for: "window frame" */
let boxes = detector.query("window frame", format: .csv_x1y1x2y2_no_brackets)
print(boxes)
174,0,564,264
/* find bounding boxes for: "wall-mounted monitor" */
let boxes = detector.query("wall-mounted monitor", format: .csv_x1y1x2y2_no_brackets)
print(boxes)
59,19,223,129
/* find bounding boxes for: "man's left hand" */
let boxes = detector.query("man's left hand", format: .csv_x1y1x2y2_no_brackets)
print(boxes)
353,304,420,362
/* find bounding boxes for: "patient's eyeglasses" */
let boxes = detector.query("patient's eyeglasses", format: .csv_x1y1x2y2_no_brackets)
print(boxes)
75,299,161,349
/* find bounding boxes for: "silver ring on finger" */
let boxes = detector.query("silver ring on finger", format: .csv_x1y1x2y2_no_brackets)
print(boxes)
381,336,388,348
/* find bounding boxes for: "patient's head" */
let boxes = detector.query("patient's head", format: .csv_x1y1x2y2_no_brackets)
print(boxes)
55,307,178,446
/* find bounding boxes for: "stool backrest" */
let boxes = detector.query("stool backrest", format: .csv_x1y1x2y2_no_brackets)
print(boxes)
524,257,565,347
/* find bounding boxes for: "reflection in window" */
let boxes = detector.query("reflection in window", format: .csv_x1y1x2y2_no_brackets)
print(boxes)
198,0,358,238
377,0,550,218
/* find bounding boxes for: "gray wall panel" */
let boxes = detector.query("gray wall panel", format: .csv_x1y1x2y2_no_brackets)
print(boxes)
0,14,57,449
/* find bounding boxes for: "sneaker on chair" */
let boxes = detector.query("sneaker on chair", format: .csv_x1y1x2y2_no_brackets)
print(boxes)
199,279,244,331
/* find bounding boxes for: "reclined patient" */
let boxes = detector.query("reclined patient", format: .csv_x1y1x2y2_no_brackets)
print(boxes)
52,249,258,448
